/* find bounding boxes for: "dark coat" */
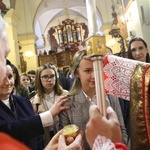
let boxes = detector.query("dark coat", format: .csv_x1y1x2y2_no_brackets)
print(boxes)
0,94,44,150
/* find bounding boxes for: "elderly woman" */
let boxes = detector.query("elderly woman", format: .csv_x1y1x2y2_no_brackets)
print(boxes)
0,60,69,149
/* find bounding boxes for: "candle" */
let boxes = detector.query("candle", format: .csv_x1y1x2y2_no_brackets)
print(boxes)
85,0,98,36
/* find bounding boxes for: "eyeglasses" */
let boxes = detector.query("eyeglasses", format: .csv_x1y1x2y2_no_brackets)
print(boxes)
41,75,55,81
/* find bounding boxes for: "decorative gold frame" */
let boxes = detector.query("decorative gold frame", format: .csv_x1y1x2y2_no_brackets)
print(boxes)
84,35,106,56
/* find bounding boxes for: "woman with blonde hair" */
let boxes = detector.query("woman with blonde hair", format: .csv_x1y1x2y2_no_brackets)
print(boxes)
59,50,127,149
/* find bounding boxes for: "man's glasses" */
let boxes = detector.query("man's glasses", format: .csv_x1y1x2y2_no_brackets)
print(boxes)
41,74,55,81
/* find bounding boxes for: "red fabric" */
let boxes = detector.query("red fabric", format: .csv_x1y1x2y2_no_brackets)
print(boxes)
0,132,30,150
115,142,127,150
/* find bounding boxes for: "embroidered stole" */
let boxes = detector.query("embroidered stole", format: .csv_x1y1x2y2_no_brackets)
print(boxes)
130,64,150,149
103,55,150,149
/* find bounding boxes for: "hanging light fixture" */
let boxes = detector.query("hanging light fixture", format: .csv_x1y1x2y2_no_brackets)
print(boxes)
24,51,34,59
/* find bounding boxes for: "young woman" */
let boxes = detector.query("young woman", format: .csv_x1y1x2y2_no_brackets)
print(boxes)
11,64,29,99
31,62,68,145
59,50,127,149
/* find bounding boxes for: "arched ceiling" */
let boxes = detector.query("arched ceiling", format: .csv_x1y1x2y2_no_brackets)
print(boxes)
5,0,114,48
33,0,103,39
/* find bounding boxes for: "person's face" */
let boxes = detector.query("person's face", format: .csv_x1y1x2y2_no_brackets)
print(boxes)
40,68,56,93
0,34,10,85
28,74,35,84
77,59,95,92
131,41,148,62
0,65,14,99
20,75,30,87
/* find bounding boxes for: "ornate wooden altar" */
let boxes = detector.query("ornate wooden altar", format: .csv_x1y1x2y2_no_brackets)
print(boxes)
38,18,88,68
38,50,76,67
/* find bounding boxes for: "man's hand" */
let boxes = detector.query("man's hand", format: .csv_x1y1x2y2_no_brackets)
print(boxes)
44,130,83,150
58,133,82,150
86,105,121,148
44,130,62,150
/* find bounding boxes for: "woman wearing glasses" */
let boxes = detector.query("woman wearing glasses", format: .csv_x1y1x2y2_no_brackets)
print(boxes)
31,62,68,146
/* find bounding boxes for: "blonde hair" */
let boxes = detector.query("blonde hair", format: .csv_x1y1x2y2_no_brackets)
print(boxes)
69,50,87,96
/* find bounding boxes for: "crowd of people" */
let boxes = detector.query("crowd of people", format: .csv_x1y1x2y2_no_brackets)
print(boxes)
0,13,149,150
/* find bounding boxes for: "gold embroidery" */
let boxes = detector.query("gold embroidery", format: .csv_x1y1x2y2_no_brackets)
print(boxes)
130,64,150,149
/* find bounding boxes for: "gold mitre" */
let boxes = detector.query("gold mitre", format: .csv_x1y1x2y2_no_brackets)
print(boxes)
84,35,106,56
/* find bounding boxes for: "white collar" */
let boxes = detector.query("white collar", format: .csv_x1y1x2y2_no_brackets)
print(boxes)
1,99,11,109
82,90,96,102
44,90,54,97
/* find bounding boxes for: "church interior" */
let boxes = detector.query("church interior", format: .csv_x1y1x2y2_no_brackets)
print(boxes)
1,0,150,73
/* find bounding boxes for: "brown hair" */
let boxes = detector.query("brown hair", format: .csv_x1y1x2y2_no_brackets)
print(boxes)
35,63,63,97
128,37,150,62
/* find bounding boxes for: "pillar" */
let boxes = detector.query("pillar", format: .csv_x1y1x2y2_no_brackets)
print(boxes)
18,34,38,72
4,9,21,70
